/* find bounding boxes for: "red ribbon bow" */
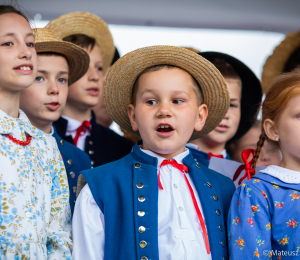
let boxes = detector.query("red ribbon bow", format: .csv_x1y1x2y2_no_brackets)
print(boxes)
232,149,256,185
158,159,210,254
208,152,224,161
73,120,91,146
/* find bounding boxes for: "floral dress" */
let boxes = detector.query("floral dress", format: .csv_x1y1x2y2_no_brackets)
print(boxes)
228,165,300,260
0,110,72,259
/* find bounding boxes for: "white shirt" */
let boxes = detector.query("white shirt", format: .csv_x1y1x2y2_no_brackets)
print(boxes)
72,148,212,260
61,115,91,151
186,143,228,158
0,109,72,259
260,165,300,184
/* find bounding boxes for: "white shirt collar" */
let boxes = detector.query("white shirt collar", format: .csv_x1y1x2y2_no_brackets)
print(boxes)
61,115,92,132
140,146,190,169
260,165,300,184
49,126,54,136
186,143,227,158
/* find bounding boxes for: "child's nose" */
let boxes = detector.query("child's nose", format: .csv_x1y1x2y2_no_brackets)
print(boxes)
49,82,59,94
156,103,173,117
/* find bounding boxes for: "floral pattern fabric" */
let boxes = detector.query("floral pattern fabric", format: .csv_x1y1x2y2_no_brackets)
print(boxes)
0,109,72,259
228,166,300,260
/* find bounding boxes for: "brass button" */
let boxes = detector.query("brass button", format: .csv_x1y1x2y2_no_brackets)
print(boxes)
206,182,212,188
222,257,227,260
193,158,197,161
136,182,144,189
221,240,225,248
91,160,94,165
68,159,72,165
138,196,146,202
139,240,147,248
196,162,200,168
219,225,223,231
89,140,93,145
134,162,141,168
60,139,65,145
70,172,75,178
137,210,145,217
138,226,146,233
73,186,76,193
213,195,218,201
141,257,148,260
89,150,94,155
216,209,221,216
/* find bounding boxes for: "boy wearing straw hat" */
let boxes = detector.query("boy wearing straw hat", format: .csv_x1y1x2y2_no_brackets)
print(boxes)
46,12,133,168
72,46,236,260
19,28,92,215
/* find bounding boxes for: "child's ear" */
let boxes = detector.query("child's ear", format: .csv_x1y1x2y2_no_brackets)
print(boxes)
264,119,279,141
127,104,139,131
194,104,208,132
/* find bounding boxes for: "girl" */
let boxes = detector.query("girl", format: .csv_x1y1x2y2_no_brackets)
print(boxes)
0,5,71,259
228,70,300,259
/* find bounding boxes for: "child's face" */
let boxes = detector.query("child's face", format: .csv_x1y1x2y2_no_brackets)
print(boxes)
203,78,241,146
20,55,69,131
66,44,103,110
128,67,207,158
0,13,37,91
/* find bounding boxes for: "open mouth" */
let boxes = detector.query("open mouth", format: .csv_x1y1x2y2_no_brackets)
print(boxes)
86,87,100,96
156,124,174,133
14,65,33,71
45,102,60,111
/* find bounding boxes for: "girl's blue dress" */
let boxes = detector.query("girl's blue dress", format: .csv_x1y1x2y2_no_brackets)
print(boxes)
228,165,300,259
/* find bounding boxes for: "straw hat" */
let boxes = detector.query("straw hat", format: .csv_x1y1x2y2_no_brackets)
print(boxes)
45,12,114,75
183,47,201,53
104,45,230,141
200,52,262,144
262,29,300,93
34,28,89,85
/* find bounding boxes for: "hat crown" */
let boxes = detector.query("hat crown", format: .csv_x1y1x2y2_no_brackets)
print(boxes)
34,28,63,44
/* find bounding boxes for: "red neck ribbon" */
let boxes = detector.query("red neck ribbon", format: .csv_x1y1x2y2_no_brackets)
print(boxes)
73,120,91,146
158,159,211,254
208,152,224,161
232,149,256,185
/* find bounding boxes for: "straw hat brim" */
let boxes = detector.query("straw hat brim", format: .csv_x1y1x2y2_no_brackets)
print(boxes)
104,45,230,141
35,41,90,85
45,12,114,75
262,30,300,93
200,52,262,144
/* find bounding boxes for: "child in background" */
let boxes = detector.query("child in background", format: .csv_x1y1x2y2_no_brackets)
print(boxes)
46,12,133,168
187,52,262,167
0,6,71,258
228,70,300,259
20,28,92,215
227,120,282,167
72,46,235,260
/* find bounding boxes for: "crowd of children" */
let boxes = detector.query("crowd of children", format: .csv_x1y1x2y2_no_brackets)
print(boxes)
0,3,300,260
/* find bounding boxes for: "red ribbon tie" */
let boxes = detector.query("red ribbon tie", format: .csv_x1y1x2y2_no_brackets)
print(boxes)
73,120,91,146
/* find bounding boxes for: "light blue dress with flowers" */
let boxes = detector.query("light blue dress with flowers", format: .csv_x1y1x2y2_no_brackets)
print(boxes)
228,165,300,260
0,109,72,259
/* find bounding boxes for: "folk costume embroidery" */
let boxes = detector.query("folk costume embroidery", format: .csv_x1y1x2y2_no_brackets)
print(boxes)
0,109,72,259
228,165,300,259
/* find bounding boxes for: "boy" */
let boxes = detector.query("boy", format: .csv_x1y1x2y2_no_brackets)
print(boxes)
187,52,262,167
46,12,133,167
72,46,236,260
19,28,92,215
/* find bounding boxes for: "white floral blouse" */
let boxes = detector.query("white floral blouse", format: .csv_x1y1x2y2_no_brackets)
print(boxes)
0,109,72,259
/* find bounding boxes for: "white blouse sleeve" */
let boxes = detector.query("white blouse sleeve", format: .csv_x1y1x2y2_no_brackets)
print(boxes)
72,184,105,260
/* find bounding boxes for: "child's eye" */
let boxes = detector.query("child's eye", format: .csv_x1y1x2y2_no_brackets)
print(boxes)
146,100,157,105
35,76,44,82
58,78,67,83
230,103,238,108
96,66,103,71
173,99,183,104
2,42,13,47
26,42,35,48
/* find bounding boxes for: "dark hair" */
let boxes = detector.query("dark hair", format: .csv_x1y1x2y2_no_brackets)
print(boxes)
111,47,120,66
0,4,29,22
212,58,242,85
131,64,203,106
63,34,96,51
284,45,300,72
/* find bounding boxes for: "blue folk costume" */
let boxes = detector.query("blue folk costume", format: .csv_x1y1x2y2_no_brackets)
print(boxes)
80,142,236,260
228,165,300,259
52,125,91,215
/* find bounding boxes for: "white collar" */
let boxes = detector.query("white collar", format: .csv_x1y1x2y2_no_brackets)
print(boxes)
140,146,190,169
260,165,300,184
49,126,54,136
186,143,227,158
61,115,92,132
